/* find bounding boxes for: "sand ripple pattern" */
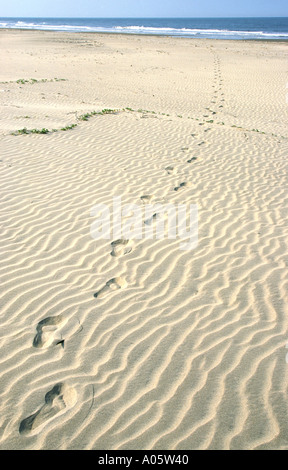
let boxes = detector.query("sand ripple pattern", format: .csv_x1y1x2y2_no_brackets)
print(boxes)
0,33,288,450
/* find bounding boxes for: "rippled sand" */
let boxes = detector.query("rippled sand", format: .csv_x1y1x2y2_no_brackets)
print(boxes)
0,30,288,450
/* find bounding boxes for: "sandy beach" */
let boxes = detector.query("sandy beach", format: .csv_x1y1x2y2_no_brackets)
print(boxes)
1,29,288,450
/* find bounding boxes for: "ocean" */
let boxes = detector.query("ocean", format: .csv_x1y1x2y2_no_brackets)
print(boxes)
0,17,288,40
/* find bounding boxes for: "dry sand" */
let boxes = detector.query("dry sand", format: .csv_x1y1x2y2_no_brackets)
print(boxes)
0,30,288,450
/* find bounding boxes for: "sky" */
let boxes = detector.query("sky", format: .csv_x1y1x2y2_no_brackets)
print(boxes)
0,0,287,18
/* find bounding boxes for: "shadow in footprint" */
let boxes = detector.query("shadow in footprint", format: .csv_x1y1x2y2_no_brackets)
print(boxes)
140,195,154,204
110,239,132,257
174,182,192,191
19,383,77,435
33,315,66,349
144,211,168,226
165,166,175,175
94,277,127,299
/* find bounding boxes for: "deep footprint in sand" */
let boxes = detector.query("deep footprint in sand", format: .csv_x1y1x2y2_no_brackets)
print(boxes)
110,239,132,257
94,277,127,299
33,314,67,349
19,382,77,435
174,182,192,191
187,157,198,163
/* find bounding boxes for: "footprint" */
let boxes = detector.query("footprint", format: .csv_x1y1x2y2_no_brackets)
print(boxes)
110,239,132,257
187,157,198,163
19,383,77,435
33,315,66,349
144,211,168,226
140,195,154,204
165,166,175,175
94,277,127,299
174,182,192,191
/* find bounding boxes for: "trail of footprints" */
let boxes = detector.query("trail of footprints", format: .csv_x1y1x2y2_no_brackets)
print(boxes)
211,53,225,110
198,52,226,144
22,153,196,436
20,54,222,438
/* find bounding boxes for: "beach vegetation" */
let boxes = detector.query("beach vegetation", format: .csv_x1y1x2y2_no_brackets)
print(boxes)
1,78,68,85
16,79,29,84
12,122,78,136
61,124,77,131
252,128,266,134
78,109,118,121
30,128,50,134
14,127,29,135
101,108,118,114
78,113,91,121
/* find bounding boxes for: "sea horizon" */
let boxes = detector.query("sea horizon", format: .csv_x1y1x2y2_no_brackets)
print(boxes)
1,16,288,40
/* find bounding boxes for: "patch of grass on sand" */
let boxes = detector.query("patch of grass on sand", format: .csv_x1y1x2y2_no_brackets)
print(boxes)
13,127,29,135
61,124,78,131
12,125,76,135
1,78,68,85
78,109,118,121
30,128,50,134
